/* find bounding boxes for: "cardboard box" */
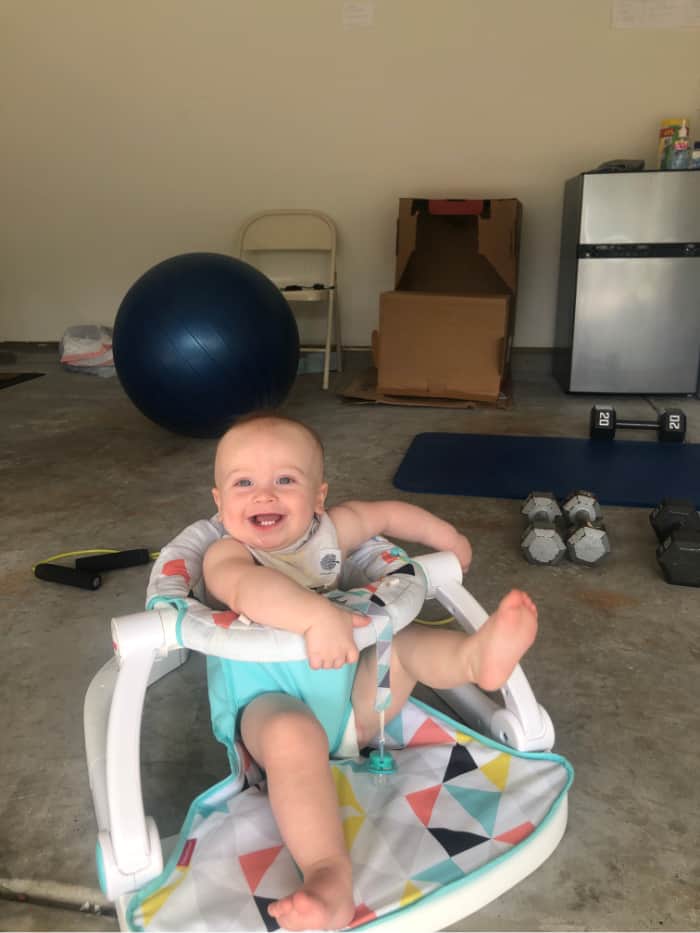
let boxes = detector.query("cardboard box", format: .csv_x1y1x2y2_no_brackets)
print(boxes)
377,197,521,402
339,363,512,409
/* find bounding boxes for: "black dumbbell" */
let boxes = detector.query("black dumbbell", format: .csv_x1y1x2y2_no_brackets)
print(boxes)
590,405,686,443
520,492,567,565
561,491,611,565
656,529,700,587
649,498,700,542
649,498,700,587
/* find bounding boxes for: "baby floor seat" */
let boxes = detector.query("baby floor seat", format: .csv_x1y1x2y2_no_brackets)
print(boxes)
84,519,573,932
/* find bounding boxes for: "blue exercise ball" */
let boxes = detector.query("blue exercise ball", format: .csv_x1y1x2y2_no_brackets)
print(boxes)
113,253,299,437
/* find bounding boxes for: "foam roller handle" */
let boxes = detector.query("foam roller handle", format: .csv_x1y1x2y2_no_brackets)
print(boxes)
75,549,151,572
34,563,102,590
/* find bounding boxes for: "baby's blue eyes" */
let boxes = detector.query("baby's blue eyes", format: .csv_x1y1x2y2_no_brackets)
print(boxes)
233,476,295,487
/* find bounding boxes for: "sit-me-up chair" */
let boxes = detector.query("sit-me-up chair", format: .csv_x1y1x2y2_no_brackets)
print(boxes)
237,210,342,390
84,519,572,932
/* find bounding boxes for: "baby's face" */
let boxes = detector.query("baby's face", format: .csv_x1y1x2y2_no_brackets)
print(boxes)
212,419,327,551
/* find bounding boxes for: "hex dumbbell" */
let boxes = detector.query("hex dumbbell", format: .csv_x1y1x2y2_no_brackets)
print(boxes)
561,491,611,566
590,404,686,443
656,529,700,587
520,492,567,565
649,498,700,587
649,498,700,542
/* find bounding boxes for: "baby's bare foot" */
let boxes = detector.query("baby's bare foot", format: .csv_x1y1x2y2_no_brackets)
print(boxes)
465,589,538,691
268,857,354,931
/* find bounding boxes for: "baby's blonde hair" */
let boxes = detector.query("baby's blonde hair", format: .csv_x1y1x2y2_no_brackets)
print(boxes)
214,411,325,483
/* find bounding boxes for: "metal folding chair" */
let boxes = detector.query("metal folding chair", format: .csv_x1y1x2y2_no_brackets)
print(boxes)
237,210,342,389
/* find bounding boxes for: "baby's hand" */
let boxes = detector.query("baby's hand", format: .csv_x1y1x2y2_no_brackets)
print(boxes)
451,532,472,571
303,602,369,670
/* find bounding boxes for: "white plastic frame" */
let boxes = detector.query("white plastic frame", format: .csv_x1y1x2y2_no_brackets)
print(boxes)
84,551,554,903
419,553,555,752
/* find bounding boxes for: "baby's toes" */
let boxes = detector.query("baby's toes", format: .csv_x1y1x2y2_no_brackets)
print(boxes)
501,589,525,610
522,592,537,613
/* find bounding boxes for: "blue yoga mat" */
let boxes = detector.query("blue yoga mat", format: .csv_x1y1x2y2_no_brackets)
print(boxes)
393,433,700,508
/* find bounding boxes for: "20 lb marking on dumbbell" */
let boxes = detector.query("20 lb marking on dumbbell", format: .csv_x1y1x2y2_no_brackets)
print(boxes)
590,405,686,443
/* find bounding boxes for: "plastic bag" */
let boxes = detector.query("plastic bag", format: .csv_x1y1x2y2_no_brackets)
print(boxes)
59,325,115,378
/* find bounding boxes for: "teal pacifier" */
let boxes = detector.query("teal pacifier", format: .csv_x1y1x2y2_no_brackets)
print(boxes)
367,749,397,774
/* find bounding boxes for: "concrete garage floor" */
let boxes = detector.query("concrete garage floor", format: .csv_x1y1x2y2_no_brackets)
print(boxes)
1,346,699,932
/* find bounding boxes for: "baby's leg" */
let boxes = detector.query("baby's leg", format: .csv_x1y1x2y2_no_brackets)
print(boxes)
240,693,354,932
352,590,538,744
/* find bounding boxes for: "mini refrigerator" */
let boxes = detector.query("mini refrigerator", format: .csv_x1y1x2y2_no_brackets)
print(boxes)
553,170,700,395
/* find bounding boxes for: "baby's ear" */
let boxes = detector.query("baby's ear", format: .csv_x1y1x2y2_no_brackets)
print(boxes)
316,481,329,513
211,487,221,511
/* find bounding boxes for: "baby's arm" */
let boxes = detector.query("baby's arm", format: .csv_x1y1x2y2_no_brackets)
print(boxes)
329,499,472,570
203,537,368,668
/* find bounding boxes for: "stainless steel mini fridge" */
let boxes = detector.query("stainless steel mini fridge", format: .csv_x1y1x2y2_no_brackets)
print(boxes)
553,170,700,395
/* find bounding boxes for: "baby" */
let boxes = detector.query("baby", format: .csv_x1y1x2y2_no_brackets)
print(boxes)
203,413,538,932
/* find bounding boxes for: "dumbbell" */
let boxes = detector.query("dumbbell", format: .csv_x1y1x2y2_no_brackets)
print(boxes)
649,498,700,542
520,492,567,565
561,491,611,565
649,498,700,587
590,405,686,443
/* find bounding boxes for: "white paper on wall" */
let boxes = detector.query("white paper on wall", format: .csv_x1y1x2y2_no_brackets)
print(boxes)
612,0,700,28
343,1,374,29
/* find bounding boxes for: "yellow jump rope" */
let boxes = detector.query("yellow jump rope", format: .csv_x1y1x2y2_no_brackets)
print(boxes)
33,548,159,590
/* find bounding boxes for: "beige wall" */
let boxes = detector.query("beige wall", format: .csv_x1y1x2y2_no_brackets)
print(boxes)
2,0,698,347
